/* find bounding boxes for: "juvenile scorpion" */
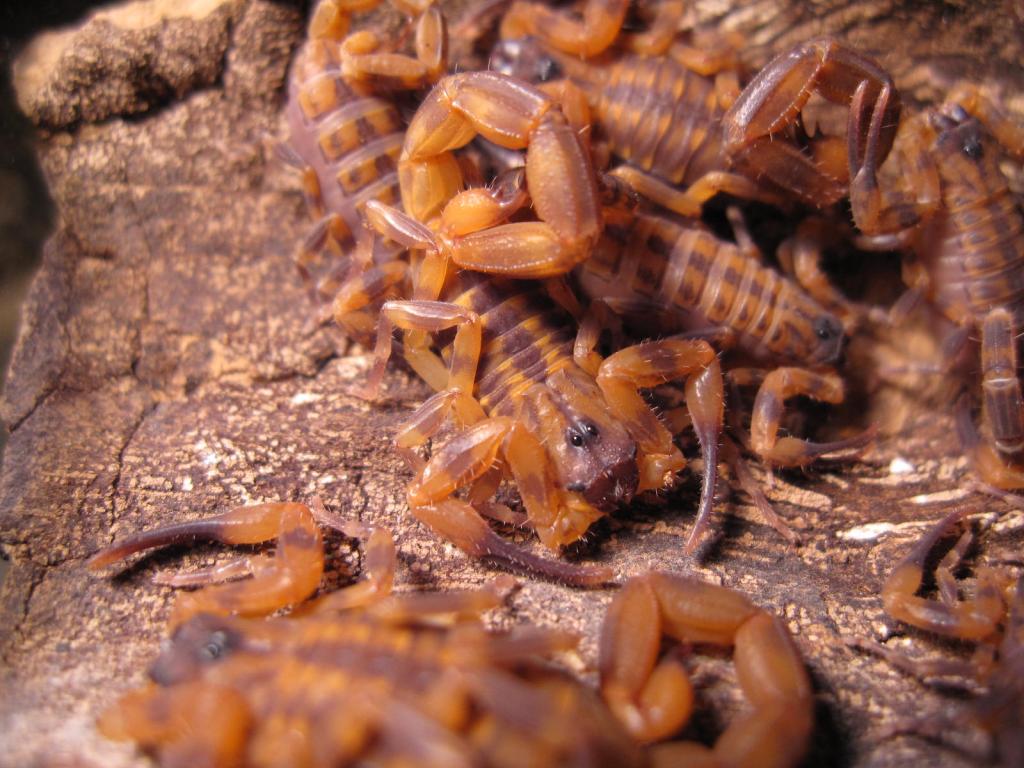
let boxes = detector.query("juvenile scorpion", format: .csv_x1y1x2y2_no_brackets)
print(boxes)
494,1,900,220
281,0,446,337
342,70,727,572
846,82,1024,489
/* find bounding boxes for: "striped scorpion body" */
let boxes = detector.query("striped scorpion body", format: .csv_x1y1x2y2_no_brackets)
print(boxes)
280,0,446,337
88,501,815,767
338,70,728,572
846,82,1024,489
494,1,900,220
564,204,876,546
87,502,645,768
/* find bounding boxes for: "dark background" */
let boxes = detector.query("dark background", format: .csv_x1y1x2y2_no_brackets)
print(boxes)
0,2,101,450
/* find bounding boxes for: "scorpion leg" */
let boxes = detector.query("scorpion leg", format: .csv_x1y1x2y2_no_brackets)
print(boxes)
88,502,325,628
610,164,790,218
976,308,1024,481
573,298,625,377
882,509,1006,641
775,214,865,330
740,366,876,467
98,681,251,768
499,0,629,58
600,572,813,765
597,339,724,553
724,36,900,207
358,298,482,398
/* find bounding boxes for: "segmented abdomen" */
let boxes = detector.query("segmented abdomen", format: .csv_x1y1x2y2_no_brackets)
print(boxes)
285,39,405,301
444,272,576,416
576,214,833,362
930,179,1024,328
592,56,723,185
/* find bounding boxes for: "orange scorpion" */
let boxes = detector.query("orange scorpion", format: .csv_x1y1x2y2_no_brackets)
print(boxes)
493,0,900,219
89,500,815,767
87,501,644,767
280,0,447,337
844,81,1024,490
332,67,730,572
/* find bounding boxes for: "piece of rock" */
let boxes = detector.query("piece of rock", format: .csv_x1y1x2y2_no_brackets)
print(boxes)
2,1,1022,766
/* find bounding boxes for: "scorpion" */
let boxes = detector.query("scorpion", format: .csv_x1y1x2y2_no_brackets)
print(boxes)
280,0,447,337
493,0,900,221
852,509,1023,765
89,500,815,767
567,202,876,544
340,66,734,571
87,501,644,767
844,81,1024,490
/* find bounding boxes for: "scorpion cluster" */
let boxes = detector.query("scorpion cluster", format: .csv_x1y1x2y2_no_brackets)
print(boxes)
87,0,1024,765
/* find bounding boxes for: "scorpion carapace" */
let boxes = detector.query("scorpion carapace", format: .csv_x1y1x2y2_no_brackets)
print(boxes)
847,81,1024,489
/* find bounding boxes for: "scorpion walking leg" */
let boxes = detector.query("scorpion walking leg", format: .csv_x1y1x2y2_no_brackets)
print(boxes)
609,165,791,219
359,299,481,398
739,366,876,467
776,215,866,330
88,503,325,628
882,509,1007,641
99,681,251,768
600,572,813,766
597,339,724,553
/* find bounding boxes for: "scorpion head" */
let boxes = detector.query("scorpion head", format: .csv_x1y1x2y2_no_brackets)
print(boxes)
150,614,249,685
931,103,985,161
809,312,845,364
489,37,562,85
522,368,639,547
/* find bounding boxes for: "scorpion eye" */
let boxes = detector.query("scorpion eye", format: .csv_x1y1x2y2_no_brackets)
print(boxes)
813,315,842,341
201,631,230,662
567,421,600,448
962,134,983,159
568,431,585,447
584,422,599,437
536,56,561,83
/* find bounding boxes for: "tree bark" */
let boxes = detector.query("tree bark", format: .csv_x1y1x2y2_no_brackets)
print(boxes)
1,1,1022,765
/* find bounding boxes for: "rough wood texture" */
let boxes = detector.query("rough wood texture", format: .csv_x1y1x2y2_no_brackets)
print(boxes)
1,1,1022,766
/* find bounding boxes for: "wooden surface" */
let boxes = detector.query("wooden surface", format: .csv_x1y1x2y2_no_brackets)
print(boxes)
1,1,1023,766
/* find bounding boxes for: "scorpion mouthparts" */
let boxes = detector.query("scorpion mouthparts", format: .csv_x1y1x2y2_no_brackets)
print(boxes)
584,459,640,511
